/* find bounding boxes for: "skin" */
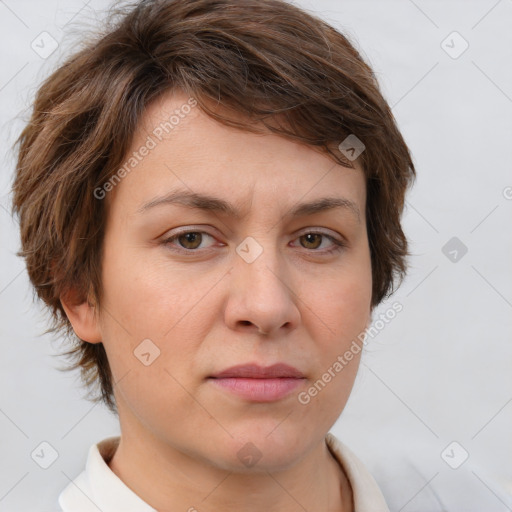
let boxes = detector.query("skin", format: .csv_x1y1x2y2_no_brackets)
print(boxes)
61,90,373,512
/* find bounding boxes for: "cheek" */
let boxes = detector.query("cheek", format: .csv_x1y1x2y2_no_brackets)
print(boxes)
306,277,368,386
97,253,205,418
300,247,371,410
295,271,370,426
100,238,206,337
311,255,372,346
97,242,197,385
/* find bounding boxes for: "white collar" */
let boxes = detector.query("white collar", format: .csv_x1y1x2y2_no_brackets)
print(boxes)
325,432,390,511
59,436,156,511
59,433,390,511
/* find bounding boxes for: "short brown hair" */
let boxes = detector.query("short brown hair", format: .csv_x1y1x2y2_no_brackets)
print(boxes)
11,0,415,414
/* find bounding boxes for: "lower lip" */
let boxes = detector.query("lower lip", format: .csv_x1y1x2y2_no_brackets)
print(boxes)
209,377,305,402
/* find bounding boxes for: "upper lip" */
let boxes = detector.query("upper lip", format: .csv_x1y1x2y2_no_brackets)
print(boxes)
210,363,305,379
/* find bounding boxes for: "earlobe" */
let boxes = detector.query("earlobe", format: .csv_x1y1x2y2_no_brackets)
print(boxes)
60,289,102,344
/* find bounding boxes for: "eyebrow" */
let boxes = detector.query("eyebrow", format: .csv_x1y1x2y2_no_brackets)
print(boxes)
137,189,361,223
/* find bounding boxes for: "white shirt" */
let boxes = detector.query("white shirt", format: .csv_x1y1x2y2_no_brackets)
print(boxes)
58,432,390,511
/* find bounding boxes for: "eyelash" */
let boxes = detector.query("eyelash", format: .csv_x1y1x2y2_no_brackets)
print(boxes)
161,229,347,256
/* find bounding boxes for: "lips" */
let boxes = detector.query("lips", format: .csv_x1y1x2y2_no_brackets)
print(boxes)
208,363,306,402
210,363,305,379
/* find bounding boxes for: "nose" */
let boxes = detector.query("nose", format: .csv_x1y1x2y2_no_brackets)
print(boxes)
223,236,301,337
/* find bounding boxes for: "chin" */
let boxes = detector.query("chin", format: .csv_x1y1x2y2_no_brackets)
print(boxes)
212,425,312,473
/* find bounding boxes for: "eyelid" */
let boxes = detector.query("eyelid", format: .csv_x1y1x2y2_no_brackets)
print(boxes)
295,226,343,239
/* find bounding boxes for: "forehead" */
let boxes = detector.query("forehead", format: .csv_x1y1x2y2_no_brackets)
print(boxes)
107,90,366,221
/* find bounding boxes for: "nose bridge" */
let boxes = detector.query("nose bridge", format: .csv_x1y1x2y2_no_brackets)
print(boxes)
235,233,288,298
226,232,300,334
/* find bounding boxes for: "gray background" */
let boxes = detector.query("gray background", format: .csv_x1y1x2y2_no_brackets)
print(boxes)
1,1,511,511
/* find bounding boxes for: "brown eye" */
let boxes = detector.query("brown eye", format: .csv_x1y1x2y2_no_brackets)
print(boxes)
292,231,347,255
300,233,323,250
177,232,203,250
162,230,217,253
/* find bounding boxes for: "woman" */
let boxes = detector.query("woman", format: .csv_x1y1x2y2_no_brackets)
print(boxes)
12,0,415,510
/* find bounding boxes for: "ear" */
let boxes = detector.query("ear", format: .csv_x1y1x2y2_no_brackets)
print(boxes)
60,287,102,344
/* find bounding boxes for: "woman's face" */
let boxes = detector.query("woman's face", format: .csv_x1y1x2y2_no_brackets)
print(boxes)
93,90,372,471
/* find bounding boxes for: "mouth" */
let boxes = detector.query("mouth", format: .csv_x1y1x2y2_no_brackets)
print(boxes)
208,363,306,402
